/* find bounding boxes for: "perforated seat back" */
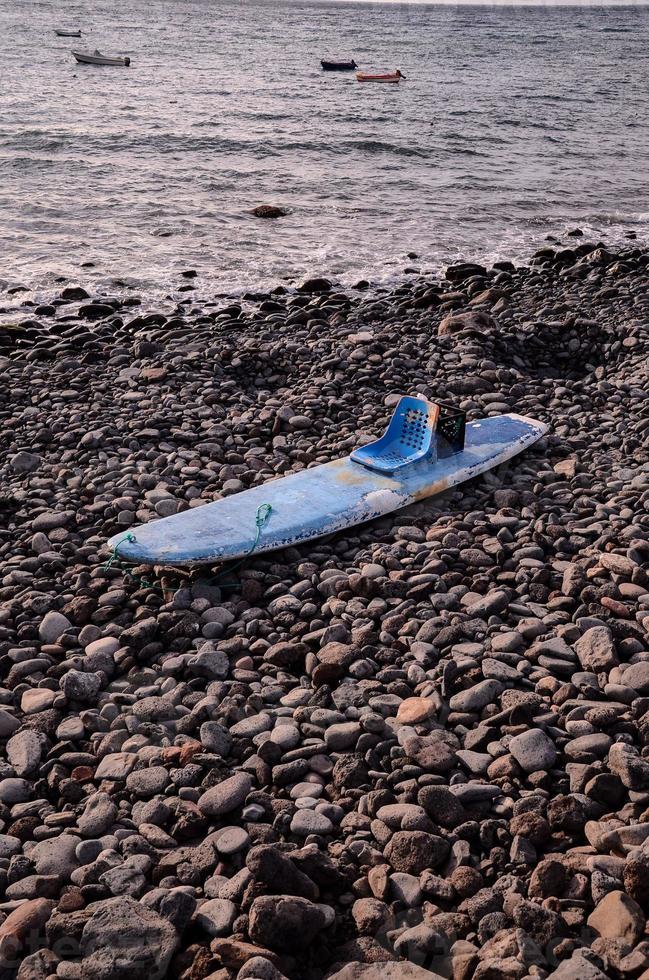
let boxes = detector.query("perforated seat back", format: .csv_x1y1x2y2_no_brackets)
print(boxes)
351,396,440,474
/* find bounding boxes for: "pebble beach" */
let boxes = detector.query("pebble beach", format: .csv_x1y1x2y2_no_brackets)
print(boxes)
0,239,648,980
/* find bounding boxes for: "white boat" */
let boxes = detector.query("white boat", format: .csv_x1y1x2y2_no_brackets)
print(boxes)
72,49,131,66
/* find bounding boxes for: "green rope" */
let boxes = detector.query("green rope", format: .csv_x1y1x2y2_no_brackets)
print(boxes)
102,503,273,595
102,531,157,590
103,532,136,572
212,502,273,583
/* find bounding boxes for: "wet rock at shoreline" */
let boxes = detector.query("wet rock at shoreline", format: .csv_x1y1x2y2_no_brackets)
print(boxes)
251,205,290,218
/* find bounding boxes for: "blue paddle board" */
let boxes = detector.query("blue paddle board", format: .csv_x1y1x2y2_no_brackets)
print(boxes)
107,413,547,566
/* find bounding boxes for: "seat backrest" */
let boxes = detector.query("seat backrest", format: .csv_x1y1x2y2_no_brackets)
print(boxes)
388,397,437,457
351,396,442,473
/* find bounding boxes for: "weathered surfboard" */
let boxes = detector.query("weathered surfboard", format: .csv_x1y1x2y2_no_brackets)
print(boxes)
107,413,547,566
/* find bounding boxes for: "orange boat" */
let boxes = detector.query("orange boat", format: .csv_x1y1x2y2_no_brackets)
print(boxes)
356,70,405,83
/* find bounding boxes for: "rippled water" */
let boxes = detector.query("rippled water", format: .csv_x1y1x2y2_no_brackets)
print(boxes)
1,0,648,298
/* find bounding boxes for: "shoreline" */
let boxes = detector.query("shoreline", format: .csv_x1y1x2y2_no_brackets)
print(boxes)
0,241,648,979
1,224,646,318
0,233,644,340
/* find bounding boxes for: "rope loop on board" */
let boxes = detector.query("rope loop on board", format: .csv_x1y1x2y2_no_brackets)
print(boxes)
103,532,136,572
211,502,274,581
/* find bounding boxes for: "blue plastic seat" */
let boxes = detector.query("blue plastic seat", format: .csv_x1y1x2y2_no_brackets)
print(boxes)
351,396,440,474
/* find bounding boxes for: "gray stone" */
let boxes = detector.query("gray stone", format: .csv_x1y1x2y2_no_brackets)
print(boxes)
450,783,501,804
546,952,608,980
132,696,176,722
6,730,45,776
245,845,318,901
608,743,649,791
0,709,21,738
508,729,557,773
574,626,617,672
126,766,169,798
238,957,287,980
30,835,80,880
0,834,22,858
32,510,74,532
194,898,237,937
198,772,251,817
38,610,72,643
621,661,649,694
132,798,170,827
141,887,196,933
94,753,137,780
389,872,422,906
327,964,446,979
215,826,250,855
188,644,229,680
10,450,42,473
384,830,448,874
100,863,147,897
0,777,32,804
80,896,178,980
290,810,334,836
376,804,428,829
324,722,361,751
229,713,273,738
85,636,120,659
57,717,85,740
449,679,503,712
61,669,103,702
464,590,509,617
6,875,61,900
199,721,232,756
481,658,519,683
76,840,104,864
20,689,57,714
78,793,118,837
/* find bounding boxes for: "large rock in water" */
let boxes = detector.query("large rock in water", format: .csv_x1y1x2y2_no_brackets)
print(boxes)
445,261,488,283
251,204,289,218
79,896,178,979
298,277,332,293
438,310,497,336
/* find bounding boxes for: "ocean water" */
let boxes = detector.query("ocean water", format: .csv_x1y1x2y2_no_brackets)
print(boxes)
1,0,648,299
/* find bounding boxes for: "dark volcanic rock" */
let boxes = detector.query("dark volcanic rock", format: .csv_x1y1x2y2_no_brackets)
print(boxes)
248,895,332,950
251,205,290,219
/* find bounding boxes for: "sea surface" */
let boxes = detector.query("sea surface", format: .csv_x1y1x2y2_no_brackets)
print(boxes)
1,0,648,300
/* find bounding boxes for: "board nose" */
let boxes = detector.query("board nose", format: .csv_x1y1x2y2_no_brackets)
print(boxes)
106,530,144,562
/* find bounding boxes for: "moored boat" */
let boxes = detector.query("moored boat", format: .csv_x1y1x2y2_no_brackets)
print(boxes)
55,29,82,37
356,70,405,83
72,49,131,66
321,59,357,71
